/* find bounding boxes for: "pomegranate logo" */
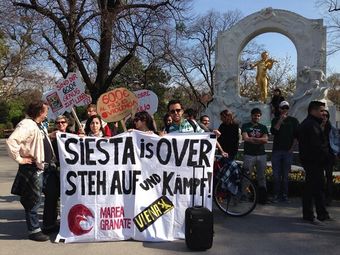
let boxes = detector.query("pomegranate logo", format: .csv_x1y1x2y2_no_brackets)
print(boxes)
68,204,94,236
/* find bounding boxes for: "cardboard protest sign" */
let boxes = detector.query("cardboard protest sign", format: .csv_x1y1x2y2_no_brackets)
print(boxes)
55,131,216,243
43,72,92,118
97,87,138,122
134,90,158,114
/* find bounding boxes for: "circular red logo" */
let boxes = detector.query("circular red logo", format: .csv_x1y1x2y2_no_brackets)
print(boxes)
68,204,94,236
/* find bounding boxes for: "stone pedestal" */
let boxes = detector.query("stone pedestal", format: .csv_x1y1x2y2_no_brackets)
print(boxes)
204,99,271,129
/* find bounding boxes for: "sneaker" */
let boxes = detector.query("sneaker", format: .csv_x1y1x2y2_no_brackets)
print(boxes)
258,199,272,205
271,197,280,203
281,197,291,203
29,231,49,241
317,215,335,222
325,197,332,206
323,217,336,222
42,225,60,234
303,218,325,226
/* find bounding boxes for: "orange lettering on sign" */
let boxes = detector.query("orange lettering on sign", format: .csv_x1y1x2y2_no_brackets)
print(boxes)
97,88,138,122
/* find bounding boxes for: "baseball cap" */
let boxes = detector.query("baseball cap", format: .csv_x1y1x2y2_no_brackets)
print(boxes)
279,101,289,108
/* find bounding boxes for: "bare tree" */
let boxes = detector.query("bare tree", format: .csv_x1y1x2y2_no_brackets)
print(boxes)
316,0,340,60
10,0,190,102
317,0,340,12
162,10,242,109
326,73,340,106
0,4,55,101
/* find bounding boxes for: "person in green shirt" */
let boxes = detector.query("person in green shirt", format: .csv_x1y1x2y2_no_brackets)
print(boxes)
165,100,205,134
270,101,299,203
241,108,269,204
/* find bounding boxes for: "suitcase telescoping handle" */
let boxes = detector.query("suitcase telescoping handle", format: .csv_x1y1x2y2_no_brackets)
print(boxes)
192,165,205,207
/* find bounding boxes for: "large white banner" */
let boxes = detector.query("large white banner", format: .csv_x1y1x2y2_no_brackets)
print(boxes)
56,131,216,243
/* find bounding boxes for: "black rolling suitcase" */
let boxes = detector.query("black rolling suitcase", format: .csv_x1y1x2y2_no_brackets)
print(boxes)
185,165,213,251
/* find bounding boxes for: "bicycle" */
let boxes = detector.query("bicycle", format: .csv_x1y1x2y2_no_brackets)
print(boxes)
213,156,257,217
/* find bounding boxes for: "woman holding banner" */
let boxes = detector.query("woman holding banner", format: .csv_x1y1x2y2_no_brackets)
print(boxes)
43,115,72,236
80,104,112,136
84,115,107,137
132,111,157,133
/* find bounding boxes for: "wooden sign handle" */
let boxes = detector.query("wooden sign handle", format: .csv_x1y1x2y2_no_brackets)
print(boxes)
71,107,85,134
120,119,127,132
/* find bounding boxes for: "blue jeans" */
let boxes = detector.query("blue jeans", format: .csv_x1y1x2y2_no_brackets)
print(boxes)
271,150,292,199
20,169,44,234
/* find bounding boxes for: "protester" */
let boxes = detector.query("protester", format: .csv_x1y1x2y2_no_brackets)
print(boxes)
321,109,339,206
80,104,111,136
184,108,197,120
111,122,119,136
200,115,212,132
162,113,172,132
84,115,106,137
218,109,240,160
50,115,71,163
49,115,72,140
241,108,269,204
42,115,72,235
166,100,205,133
184,108,207,132
132,111,157,133
270,101,299,203
270,88,285,118
164,100,225,160
63,112,76,132
6,100,53,241
298,101,332,224
199,114,228,157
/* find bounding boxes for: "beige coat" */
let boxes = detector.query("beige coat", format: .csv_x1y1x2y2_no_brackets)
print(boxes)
6,118,48,170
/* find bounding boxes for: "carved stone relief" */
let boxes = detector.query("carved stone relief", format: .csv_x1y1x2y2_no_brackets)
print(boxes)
205,8,329,128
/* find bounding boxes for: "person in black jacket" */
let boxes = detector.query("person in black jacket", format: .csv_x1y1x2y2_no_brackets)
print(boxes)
270,88,285,118
321,109,337,206
270,101,299,203
218,109,240,160
45,115,73,235
298,101,332,223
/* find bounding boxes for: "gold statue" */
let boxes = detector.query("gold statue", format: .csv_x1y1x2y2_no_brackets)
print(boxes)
251,51,277,103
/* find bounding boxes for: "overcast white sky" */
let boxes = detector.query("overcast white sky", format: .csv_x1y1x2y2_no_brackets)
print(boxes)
192,0,340,75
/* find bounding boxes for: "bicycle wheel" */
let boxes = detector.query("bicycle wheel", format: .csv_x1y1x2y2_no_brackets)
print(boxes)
214,173,257,217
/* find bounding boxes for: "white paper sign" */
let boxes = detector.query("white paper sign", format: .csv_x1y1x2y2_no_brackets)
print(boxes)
43,72,92,118
134,90,158,114
55,131,216,243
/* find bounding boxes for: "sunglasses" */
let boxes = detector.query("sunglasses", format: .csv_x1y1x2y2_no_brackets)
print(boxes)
56,121,66,124
280,106,289,110
170,109,182,114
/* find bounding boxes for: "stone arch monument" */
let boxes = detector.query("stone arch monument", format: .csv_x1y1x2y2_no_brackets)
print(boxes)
205,7,332,128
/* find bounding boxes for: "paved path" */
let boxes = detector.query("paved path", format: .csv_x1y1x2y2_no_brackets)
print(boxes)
0,139,340,255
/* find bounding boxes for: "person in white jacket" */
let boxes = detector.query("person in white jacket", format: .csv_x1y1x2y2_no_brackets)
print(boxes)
6,100,53,242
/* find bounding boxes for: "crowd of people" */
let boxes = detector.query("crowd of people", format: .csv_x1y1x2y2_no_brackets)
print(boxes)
5,94,340,241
